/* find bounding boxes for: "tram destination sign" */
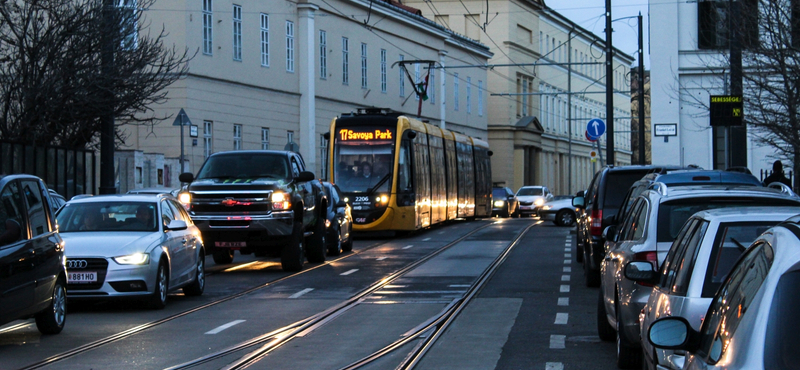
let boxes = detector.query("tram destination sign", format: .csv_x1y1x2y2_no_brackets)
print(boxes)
338,128,393,141
709,95,743,127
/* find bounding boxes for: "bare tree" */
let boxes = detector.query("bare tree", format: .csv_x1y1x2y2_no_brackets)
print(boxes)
0,0,191,149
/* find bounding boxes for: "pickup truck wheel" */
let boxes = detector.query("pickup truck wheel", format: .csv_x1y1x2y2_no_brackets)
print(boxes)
306,217,327,263
212,248,234,265
281,222,305,271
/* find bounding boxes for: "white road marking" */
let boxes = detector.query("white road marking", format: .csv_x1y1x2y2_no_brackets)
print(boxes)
561,275,570,281
565,248,572,252
289,288,314,298
554,313,568,324
223,261,258,272
340,269,359,276
564,243,572,246
377,257,387,261
384,285,408,288
558,297,569,306
402,245,414,249
439,231,445,234
563,259,570,264
0,322,32,334
563,267,571,272
550,335,566,349
205,320,246,334
423,238,431,241
559,285,570,293
563,253,570,258
546,362,564,370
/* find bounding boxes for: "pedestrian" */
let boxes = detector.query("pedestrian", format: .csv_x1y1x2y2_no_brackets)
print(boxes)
763,160,792,188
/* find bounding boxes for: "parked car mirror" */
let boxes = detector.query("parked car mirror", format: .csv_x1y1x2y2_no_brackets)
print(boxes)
165,219,188,231
602,225,617,241
624,261,658,284
295,171,315,182
572,195,585,208
179,172,194,183
648,317,699,351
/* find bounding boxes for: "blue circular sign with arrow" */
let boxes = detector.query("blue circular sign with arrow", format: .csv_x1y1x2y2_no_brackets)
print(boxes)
586,118,606,139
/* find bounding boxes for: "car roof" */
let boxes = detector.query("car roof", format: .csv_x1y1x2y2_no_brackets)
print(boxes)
642,185,800,202
519,185,545,189
67,193,171,204
692,206,800,222
652,170,762,187
209,150,291,157
603,164,685,173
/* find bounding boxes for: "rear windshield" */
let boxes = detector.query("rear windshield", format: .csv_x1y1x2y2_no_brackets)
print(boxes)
517,188,543,196
702,222,777,297
657,198,800,242
602,171,652,209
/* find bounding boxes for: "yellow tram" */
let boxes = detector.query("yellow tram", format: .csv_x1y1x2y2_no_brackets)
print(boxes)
327,108,492,231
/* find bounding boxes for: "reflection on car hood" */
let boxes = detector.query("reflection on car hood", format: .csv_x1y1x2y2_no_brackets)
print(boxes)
189,178,287,190
60,232,160,257
542,198,574,208
517,195,547,202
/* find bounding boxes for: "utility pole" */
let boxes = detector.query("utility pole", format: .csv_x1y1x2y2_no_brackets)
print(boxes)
728,0,746,168
568,29,573,194
605,0,615,165
638,13,646,165
99,0,116,194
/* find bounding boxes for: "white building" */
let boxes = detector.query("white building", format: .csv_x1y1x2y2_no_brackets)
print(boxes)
119,0,491,184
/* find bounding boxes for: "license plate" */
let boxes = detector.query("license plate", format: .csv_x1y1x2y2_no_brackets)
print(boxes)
215,241,246,248
520,206,531,210
68,271,97,283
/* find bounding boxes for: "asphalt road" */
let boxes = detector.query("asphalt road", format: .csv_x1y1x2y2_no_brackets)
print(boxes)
0,217,618,370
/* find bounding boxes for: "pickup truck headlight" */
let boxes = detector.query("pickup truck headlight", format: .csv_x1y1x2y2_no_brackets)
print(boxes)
113,253,150,265
272,192,290,210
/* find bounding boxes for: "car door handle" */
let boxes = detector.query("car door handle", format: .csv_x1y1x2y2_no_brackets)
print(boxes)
182,238,188,244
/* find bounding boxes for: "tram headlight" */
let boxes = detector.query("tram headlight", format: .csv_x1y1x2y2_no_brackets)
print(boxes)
272,192,290,210
493,200,505,207
375,194,389,204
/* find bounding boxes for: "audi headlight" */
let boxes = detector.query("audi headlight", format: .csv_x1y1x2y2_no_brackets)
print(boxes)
494,200,505,207
535,198,545,206
272,192,290,210
113,253,150,265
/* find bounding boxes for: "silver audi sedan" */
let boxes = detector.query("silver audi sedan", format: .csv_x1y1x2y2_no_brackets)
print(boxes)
56,194,205,309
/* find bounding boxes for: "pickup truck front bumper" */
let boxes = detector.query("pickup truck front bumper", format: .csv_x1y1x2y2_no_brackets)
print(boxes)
190,211,295,247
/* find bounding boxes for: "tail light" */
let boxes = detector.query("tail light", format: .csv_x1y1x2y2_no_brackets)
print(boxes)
590,209,603,236
632,251,658,287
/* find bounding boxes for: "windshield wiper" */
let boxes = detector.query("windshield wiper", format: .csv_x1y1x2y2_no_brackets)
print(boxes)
730,237,747,252
366,174,391,196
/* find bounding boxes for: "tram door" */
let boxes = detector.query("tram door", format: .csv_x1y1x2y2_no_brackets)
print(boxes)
413,132,431,228
444,137,458,220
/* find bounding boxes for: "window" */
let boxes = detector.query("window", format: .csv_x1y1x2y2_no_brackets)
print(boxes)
430,69,435,104
204,120,213,158
260,14,269,66
21,181,48,236
517,74,533,117
119,0,137,50
232,5,242,61
702,222,775,297
261,128,270,150
287,130,294,145
319,134,328,179
361,43,368,88
286,21,294,72
202,0,212,55
697,0,758,50
233,124,242,150
399,54,404,96
454,73,459,111
342,37,349,85
466,77,472,114
478,80,483,116
380,49,387,92
319,30,327,79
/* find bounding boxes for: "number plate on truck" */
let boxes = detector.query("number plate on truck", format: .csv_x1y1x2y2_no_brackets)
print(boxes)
215,241,246,248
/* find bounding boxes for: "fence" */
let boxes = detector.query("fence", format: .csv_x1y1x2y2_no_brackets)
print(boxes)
0,140,97,199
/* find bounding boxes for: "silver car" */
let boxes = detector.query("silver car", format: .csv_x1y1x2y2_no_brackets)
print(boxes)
56,194,205,309
630,207,800,370
538,196,577,226
598,184,800,369
515,185,553,216
646,214,800,369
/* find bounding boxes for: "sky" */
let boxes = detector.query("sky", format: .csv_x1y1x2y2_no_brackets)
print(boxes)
550,0,651,68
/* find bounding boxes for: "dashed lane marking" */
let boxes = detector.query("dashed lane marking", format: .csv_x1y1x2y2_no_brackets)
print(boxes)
563,266,571,272
563,259,570,264
289,288,314,298
550,335,566,349
554,313,568,324
559,285,570,293
423,238,431,241
563,253,570,258
546,362,564,370
558,297,569,306
340,269,359,276
561,275,570,281
205,320,246,334
565,248,572,252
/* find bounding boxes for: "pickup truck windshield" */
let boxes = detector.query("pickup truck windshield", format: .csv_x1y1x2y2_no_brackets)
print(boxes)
196,153,291,181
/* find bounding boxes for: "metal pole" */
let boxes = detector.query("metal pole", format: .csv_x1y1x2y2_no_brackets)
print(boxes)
605,0,615,165
99,0,116,194
568,29,573,194
180,113,185,173
728,0,746,168
638,13,646,165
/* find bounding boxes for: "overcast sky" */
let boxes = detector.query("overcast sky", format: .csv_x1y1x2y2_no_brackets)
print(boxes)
549,0,651,68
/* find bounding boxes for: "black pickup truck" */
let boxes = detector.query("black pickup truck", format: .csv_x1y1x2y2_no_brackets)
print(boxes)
178,150,327,271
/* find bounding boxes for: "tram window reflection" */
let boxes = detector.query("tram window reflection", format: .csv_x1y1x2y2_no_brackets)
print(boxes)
333,142,394,193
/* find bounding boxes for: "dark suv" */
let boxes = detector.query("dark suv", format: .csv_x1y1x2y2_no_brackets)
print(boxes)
0,174,67,334
573,165,679,287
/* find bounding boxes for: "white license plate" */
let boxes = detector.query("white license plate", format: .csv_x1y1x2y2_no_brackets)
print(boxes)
68,271,97,283
215,241,246,248
520,206,531,210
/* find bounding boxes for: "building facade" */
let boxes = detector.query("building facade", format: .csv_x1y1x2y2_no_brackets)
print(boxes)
119,0,491,184
406,0,634,195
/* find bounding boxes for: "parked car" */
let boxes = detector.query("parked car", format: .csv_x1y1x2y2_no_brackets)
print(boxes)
55,194,205,309
321,182,353,256
492,187,518,218
0,174,67,334
538,196,577,226
48,189,67,213
516,185,552,216
573,165,680,286
630,207,800,370
127,187,180,197
646,214,800,369
598,184,800,368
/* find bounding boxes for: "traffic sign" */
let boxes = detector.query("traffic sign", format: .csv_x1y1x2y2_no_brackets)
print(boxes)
590,150,597,158
587,118,606,139
585,131,597,142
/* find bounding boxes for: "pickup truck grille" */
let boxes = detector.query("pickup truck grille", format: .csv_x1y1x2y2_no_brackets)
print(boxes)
190,192,272,213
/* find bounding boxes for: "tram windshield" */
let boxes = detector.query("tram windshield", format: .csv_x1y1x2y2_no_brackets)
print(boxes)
333,127,395,194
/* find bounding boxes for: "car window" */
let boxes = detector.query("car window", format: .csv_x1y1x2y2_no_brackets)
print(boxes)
702,222,776,297
505,188,513,197
630,199,650,240
671,219,709,295
492,188,506,198
602,171,650,209
764,268,800,369
697,242,773,364
291,158,301,177
160,200,175,228
517,187,543,196
618,198,643,241
166,200,187,223
21,180,49,237
0,181,27,244
660,218,700,289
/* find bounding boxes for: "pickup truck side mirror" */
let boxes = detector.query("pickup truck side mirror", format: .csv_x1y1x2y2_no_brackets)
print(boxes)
179,172,194,183
295,171,316,182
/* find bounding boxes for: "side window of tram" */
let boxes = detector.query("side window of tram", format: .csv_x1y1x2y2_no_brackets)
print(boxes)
397,139,412,192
